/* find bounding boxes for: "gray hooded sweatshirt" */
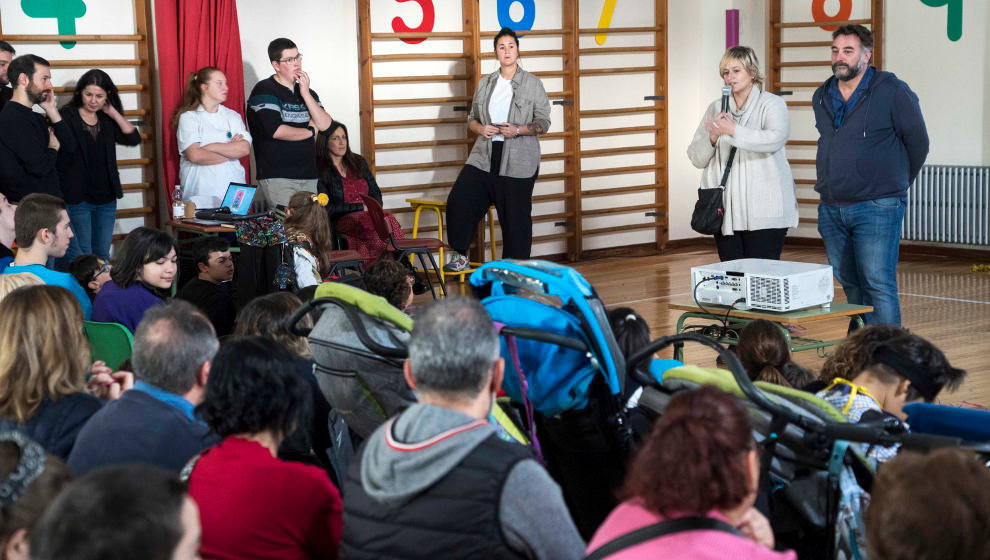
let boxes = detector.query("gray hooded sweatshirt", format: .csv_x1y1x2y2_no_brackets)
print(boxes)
359,403,585,560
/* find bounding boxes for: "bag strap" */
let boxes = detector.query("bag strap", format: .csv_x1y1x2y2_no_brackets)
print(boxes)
718,146,738,187
492,322,545,465
584,516,742,560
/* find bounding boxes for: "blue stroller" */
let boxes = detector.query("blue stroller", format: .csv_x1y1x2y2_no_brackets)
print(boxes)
470,260,632,538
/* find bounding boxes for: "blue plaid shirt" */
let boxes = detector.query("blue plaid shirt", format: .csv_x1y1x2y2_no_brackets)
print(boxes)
829,66,874,128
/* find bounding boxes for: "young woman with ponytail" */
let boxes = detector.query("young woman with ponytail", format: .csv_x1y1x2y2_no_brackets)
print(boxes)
172,66,252,209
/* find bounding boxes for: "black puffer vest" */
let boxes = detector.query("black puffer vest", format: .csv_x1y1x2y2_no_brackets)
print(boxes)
340,432,532,559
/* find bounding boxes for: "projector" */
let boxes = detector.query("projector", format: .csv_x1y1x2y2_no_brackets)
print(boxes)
690,259,834,312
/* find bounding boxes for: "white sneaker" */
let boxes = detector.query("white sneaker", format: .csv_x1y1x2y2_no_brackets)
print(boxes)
443,251,470,272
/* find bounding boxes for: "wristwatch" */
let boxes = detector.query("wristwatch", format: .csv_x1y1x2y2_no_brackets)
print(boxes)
515,125,520,137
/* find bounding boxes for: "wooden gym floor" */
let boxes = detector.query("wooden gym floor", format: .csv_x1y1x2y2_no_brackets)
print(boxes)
415,246,990,408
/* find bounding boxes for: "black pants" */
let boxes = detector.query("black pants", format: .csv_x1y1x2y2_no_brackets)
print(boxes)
446,141,538,259
714,228,788,261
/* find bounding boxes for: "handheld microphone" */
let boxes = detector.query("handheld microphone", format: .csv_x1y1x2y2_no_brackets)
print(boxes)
721,85,731,113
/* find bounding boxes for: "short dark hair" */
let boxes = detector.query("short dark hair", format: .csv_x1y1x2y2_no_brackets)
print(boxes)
110,227,176,289
493,27,519,50
13,193,64,249
233,292,311,358
191,236,230,268
66,254,103,295
132,300,218,395
7,54,49,89
408,297,499,398
197,336,311,439
608,307,651,373
820,324,909,384
268,38,297,62
866,334,965,402
0,41,14,55
867,449,990,559
67,68,123,114
30,464,188,560
362,259,412,310
833,24,874,52
622,385,755,517
0,435,73,547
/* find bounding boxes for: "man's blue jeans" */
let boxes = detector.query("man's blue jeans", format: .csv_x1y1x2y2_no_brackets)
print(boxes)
63,201,118,264
818,197,905,326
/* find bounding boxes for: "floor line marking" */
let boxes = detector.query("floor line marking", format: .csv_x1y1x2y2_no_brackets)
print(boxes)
899,292,990,305
608,292,692,306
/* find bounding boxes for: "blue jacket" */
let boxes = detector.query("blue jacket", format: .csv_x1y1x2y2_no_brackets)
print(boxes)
812,69,929,205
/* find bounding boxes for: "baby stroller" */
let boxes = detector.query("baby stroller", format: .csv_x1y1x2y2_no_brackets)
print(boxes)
469,260,632,538
626,332,990,560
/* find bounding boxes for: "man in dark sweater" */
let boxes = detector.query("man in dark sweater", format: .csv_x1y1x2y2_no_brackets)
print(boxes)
0,41,14,112
67,301,219,475
0,54,75,202
177,236,237,336
813,25,928,327
341,298,585,559
246,37,333,208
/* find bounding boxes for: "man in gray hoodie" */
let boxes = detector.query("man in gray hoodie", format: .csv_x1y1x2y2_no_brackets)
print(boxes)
340,297,585,559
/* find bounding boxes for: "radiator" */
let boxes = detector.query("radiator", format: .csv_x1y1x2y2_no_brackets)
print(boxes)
903,165,990,246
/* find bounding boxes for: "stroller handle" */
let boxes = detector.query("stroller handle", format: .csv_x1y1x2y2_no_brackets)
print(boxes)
286,297,409,359
500,327,589,353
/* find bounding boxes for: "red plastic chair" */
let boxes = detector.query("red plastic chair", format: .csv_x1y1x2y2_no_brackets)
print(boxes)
360,194,447,298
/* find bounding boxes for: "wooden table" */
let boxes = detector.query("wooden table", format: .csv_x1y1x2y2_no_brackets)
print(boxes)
406,198,496,291
668,299,873,361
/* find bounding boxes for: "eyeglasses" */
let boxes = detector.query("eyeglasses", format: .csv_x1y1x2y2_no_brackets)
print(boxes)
279,54,303,64
91,262,110,282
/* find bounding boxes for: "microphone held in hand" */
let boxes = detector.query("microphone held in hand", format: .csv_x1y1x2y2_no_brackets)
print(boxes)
721,85,731,113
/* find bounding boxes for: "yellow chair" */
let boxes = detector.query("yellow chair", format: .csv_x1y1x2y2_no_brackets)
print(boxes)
406,198,497,292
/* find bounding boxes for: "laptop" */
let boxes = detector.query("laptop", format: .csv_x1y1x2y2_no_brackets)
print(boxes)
193,183,266,222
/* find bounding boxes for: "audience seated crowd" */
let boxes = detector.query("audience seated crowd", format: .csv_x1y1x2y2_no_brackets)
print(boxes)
0,35,984,560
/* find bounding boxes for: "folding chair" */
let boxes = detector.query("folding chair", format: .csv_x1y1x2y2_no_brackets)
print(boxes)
83,321,134,371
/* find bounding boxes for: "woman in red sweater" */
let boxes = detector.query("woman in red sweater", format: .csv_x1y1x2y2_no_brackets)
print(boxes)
185,336,342,560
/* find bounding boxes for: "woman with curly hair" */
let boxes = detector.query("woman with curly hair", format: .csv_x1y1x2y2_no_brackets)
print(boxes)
186,336,342,560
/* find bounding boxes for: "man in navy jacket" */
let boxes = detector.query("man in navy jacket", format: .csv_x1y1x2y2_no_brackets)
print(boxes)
813,24,928,327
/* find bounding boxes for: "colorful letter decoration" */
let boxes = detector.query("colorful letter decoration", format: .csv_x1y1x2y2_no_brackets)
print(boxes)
391,0,435,45
920,0,962,41
811,0,852,32
20,0,87,48
497,0,535,31
594,0,617,45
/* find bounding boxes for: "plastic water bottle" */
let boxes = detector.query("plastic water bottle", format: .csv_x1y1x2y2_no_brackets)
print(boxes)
172,185,184,219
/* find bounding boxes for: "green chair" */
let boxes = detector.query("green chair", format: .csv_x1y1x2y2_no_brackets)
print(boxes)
83,321,134,371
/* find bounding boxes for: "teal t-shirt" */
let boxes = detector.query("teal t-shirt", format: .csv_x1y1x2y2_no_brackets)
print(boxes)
2,263,93,319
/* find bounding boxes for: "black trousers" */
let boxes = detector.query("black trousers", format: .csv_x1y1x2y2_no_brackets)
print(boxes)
714,228,788,261
446,141,538,259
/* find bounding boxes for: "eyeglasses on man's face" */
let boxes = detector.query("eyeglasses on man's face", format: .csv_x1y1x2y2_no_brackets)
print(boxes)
279,54,303,64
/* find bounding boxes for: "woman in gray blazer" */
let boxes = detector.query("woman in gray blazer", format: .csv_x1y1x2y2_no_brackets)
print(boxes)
444,27,551,271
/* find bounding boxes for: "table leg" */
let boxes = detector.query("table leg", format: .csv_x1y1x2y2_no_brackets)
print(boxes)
430,206,445,287
674,312,688,361
487,206,497,262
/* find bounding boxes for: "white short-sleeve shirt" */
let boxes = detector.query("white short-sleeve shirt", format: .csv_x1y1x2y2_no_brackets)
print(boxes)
488,76,513,142
177,105,252,208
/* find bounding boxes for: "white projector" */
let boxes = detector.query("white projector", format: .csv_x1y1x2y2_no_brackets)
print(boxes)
690,259,834,312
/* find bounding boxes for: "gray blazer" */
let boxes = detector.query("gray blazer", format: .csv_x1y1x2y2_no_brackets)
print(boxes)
465,66,551,178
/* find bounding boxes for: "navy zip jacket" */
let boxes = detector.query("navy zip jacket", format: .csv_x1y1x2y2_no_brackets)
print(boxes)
812,69,929,205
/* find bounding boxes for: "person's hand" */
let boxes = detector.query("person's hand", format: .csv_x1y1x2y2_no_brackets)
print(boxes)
497,123,519,139
717,112,736,136
101,103,121,118
297,71,311,95
736,507,775,549
48,127,60,151
480,124,499,138
230,133,244,143
87,363,135,401
704,117,721,144
39,87,57,113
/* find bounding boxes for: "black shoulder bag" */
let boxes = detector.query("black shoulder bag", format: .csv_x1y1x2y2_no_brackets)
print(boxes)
583,516,742,560
690,146,737,236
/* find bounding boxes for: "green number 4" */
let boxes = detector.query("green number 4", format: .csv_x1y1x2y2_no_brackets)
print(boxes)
21,0,88,49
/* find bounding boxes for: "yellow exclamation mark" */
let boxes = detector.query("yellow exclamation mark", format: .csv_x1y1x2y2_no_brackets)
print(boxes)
595,0,617,45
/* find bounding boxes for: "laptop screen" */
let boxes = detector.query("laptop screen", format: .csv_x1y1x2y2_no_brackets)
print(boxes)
221,183,257,215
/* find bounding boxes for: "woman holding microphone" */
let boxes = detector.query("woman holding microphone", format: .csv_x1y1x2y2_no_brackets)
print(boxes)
688,46,798,261
444,27,551,272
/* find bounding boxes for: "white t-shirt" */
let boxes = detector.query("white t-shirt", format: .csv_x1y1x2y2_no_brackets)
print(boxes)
487,76,513,142
177,105,252,208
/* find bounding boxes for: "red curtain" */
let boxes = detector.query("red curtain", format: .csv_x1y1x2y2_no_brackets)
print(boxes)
154,0,248,205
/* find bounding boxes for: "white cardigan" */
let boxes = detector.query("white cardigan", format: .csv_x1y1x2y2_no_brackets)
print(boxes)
687,87,799,236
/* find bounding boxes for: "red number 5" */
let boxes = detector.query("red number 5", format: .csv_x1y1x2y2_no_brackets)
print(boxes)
392,0,435,45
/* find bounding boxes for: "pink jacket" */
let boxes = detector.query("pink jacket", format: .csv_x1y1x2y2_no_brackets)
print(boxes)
586,502,796,560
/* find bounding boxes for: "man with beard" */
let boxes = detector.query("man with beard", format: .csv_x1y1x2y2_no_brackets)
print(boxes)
0,54,75,202
0,41,15,111
812,25,928,327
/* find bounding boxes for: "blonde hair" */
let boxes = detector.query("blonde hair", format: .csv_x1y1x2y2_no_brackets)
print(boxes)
0,286,90,422
719,46,763,88
0,272,43,301
170,66,221,131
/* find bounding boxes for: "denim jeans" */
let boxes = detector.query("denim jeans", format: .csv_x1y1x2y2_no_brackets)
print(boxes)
63,201,118,264
818,197,905,326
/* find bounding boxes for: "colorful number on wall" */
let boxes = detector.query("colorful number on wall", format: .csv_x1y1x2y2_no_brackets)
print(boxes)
497,0,536,31
920,0,962,41
594,0,617,45
391,0,435,45
811,0,853,32
20,0,87,48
